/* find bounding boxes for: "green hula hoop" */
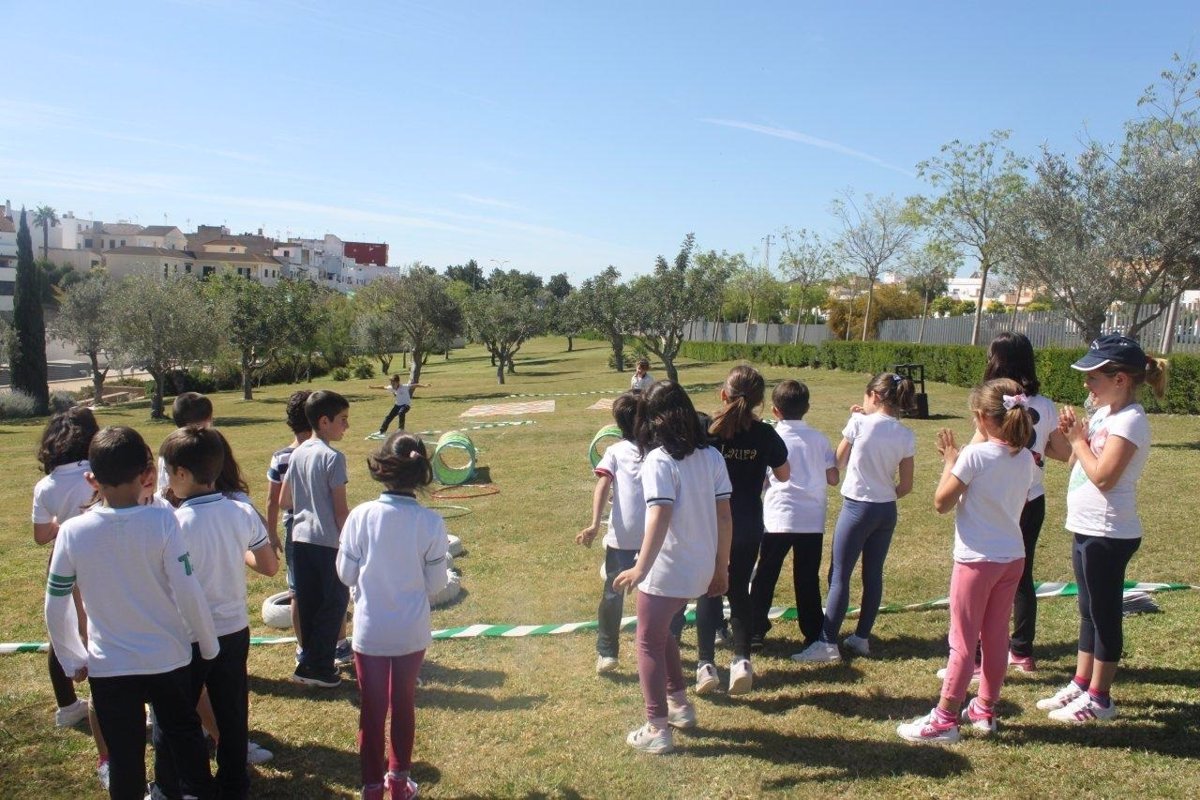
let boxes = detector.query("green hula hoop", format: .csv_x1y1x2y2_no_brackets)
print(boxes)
588,425,622,469
433,431,477,485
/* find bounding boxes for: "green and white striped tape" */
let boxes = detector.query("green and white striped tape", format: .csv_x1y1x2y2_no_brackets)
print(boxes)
5,581,1189,653
367,420,536,441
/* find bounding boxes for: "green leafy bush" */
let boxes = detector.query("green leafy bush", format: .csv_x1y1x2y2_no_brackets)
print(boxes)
331,367,351,381
0,389,38,419
353,361,376,380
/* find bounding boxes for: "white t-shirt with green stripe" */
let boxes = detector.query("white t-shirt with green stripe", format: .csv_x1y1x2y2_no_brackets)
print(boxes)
45,504,219,678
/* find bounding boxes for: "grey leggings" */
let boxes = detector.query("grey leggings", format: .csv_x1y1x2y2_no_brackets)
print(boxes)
821,498,897,643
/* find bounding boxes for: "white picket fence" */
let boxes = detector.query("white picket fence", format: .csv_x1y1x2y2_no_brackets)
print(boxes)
878,305,1200,352
684,320,832,346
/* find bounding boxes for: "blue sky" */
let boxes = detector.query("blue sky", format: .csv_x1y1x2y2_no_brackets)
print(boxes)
2,0,1197,282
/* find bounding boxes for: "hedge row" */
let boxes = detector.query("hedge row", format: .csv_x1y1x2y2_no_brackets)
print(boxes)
678,340,1200,415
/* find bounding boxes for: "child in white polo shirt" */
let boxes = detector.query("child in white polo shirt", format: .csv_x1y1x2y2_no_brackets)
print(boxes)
749,380,839,650
45,426,219,800
150,426,278,800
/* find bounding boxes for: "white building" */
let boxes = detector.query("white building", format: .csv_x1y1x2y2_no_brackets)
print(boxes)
0,214,16,314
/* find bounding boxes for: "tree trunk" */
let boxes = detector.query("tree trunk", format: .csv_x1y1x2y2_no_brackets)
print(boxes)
861,280,876,341
567,335,574,352
664,356,679,383
506,355,516,374
242,351,254,400
90,352,106,406
150,372,166,419
611,334,625,371
918,295,929,344
42,223,49,261
1159,292,1181,354
408,348,424,384
970,263,990,346
495,353,506,384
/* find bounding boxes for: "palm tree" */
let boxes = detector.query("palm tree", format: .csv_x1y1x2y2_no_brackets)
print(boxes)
32,205,58,260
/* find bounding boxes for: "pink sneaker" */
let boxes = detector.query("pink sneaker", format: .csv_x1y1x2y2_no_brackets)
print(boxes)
1008,651,1036,673
385,772,419,800
896,708,961,744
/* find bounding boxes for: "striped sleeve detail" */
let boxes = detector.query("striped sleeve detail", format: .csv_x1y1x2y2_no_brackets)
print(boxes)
47,572,76,597
715,490,732,500
646,496,675,506
593,467,614,478
248,531,269,550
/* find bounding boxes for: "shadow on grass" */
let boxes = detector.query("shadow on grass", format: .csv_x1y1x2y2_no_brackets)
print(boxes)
248,673,357,702
415,686,546,713
1152,441,1200,451
918,413,965,421
1004,702,1200,759
438,392,510,403
453,790,583,800
800,689,1021,721
679,725,970,778
250,736,442,799
213,416,264,428
421,661,507,689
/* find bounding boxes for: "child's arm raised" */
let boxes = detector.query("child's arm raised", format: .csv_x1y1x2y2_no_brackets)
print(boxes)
1061,410,1138,491
576,473,614,547
933,429,965,513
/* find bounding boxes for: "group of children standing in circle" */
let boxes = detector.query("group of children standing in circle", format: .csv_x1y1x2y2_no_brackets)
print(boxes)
580,332,1168,752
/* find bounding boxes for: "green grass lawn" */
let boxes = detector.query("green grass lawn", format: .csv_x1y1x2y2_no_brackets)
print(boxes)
1,338,1198,798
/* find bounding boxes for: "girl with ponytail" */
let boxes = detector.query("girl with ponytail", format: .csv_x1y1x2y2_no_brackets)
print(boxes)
896,378,1035,743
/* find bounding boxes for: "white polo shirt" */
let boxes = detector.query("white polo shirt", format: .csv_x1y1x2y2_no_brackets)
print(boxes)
840,412,916,503
763,420,835,534
594,439,645,550
32,461,94,526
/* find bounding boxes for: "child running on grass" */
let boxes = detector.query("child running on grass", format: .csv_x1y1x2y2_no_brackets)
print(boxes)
749,380,839,651
696,366,788,696
578,392,649,674
32,407,111,790
896,379,1034,744
612,380,732,754
1037,335,1168,724
793,371,916,663
337,432,448,800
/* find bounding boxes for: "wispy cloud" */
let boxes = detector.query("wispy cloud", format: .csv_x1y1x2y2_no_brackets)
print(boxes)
702,118,914,177
451,193,526,212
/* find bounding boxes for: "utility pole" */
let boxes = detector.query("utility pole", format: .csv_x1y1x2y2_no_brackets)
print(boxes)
763,234,773,271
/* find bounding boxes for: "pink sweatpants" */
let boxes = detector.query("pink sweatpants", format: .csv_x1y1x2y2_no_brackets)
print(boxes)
354,650,425,788
635,591,688,723
941,560,1024,705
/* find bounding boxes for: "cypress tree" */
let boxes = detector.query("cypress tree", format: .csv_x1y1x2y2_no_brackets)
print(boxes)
10,209,49,414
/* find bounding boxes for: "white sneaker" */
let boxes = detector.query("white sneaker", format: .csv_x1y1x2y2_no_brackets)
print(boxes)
626,722,673,754
695,662,720,694
843,634,870,657
97,760,110,790
247,740,274,765
1048,692,1117,723
896,709,961,744
960,698,997,734
667,697,697,729
791,640,841,663
936,665,981,684
595,655,618,674
1036,681,1085,711
728,659,753,696
55,699,89,727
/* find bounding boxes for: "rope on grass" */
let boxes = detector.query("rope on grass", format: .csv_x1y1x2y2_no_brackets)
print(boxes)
431,484,500,500
506,390,620,398
589,424,622,469
432,431,476,486
4,581,1190,653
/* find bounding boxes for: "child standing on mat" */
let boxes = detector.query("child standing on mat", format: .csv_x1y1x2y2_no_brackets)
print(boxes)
696,366,788,696
577,392,648,674
612,381,732,754
793,371,916,663
378,375,430,434
337,432,448,800
896,379,1034,744
45,426,219,800
283,390,352,689
1037,335,1168,724
32,407,112,790
749,380,839,651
